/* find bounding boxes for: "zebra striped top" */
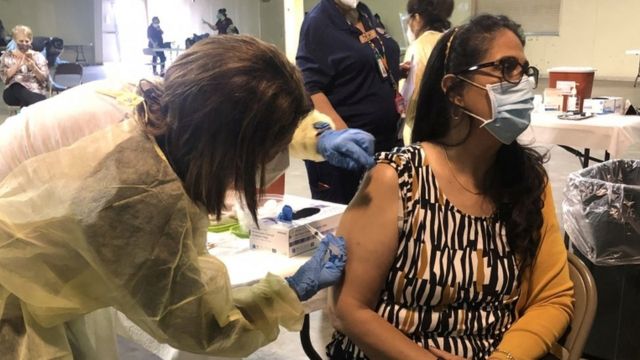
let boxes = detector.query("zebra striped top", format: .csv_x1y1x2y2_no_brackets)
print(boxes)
327,145,520,359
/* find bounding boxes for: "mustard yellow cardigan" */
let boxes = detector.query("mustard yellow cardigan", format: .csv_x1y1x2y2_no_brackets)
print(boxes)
491,185,575,359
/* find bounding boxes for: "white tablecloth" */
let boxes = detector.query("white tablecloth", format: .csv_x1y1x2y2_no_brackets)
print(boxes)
115,231,326,360
519,112,640,158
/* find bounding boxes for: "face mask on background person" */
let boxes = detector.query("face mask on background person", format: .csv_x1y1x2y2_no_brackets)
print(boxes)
406,27,416,44
17,43,31,52
338,0,359,9
458,76,535,144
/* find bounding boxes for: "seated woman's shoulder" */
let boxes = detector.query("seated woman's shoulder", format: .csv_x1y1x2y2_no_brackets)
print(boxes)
375,144,422,169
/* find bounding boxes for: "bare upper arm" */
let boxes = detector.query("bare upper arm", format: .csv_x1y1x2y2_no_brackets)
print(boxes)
335,163,401,311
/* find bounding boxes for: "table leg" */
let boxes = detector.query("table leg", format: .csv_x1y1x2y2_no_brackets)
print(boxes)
300,313,322,360
75,45,87,63
558,145,612,168
582,148,591,168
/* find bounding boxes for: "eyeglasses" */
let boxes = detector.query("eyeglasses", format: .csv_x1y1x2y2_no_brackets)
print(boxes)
455,56,540,88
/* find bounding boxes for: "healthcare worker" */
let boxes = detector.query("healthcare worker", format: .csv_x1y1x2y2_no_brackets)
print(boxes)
0,35,373,359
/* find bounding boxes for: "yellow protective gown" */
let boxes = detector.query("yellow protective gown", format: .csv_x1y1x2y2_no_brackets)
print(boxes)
0,80,330,359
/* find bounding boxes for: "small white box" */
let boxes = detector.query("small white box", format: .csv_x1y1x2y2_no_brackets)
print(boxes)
249,195,347,257
584,97,624,114
598,96,624,114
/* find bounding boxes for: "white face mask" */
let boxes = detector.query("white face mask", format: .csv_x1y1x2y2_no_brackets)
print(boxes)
406,27,416,44
256,150,289,188
338,0,359,9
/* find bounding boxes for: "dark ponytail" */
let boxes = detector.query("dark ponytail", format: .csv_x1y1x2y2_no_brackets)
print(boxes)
406,0,454,33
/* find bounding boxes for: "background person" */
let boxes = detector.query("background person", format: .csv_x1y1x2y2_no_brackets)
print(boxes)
328,15,573,360
0,25,49,107
0,35,374,359
0,20,7,47
202,8,239,35
147,16,166,76
296,0,402,204
401,0,454,145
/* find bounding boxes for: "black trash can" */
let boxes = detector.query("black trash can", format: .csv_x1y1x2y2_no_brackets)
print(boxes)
563,160,640,360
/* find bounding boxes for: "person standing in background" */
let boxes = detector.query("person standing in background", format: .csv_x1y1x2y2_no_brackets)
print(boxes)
401,0,453,145
296,0,401,204
202,8,239,35
147,16,166,76
0,20,7,47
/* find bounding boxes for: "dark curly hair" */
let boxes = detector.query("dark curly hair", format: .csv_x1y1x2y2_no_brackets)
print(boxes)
412,14,547,276
406,0,454,33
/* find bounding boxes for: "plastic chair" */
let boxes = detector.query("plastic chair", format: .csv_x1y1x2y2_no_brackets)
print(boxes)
51,63,83,94
560,252,598,360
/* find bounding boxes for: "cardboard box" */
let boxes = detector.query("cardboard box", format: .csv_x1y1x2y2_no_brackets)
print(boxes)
249,195,347,257
599,96,624,114
583,98,606,114
583,97,624,114
543,88,563,111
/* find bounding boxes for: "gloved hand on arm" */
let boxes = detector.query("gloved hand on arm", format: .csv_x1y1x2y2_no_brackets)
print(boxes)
286,233,346,301
317,129,375,171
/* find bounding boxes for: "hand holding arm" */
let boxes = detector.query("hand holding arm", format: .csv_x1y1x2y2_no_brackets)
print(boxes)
317,128,375,171
286,233,346,301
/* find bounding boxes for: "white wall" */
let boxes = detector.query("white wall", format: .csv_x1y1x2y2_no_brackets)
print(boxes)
2,0,96,62
526,0,640,80
260,0,286,52
146,0,262,47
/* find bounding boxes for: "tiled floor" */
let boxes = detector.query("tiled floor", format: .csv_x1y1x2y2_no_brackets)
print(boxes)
2,73,639,359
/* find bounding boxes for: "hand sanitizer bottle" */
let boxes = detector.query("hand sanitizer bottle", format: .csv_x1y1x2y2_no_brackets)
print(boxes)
567,87,578,112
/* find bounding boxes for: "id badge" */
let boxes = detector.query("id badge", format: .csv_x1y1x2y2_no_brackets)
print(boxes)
359,30,377,44
395,92,405,115
376,55,388,79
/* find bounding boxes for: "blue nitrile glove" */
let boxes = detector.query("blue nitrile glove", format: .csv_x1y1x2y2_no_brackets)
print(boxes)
277,205,293,222
286,233,346,301
317,129,375,171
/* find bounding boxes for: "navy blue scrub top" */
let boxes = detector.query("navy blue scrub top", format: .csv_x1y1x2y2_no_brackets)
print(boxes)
296,0,401,152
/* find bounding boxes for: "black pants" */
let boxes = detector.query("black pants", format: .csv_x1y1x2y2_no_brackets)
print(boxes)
304,161,364,205
152,51,166,75
3,83,46,107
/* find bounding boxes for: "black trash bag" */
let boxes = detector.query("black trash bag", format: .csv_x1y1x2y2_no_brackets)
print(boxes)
31,36,49,52
563,159,640,265
30,36,64,66
185,33,209,49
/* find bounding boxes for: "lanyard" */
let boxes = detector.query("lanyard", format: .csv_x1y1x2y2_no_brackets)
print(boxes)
356,12,398,92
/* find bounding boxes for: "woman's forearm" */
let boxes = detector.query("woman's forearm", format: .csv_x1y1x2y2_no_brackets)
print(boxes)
31,65,46,83
4,64,20,81
310,92,348,129
336,304,437,360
